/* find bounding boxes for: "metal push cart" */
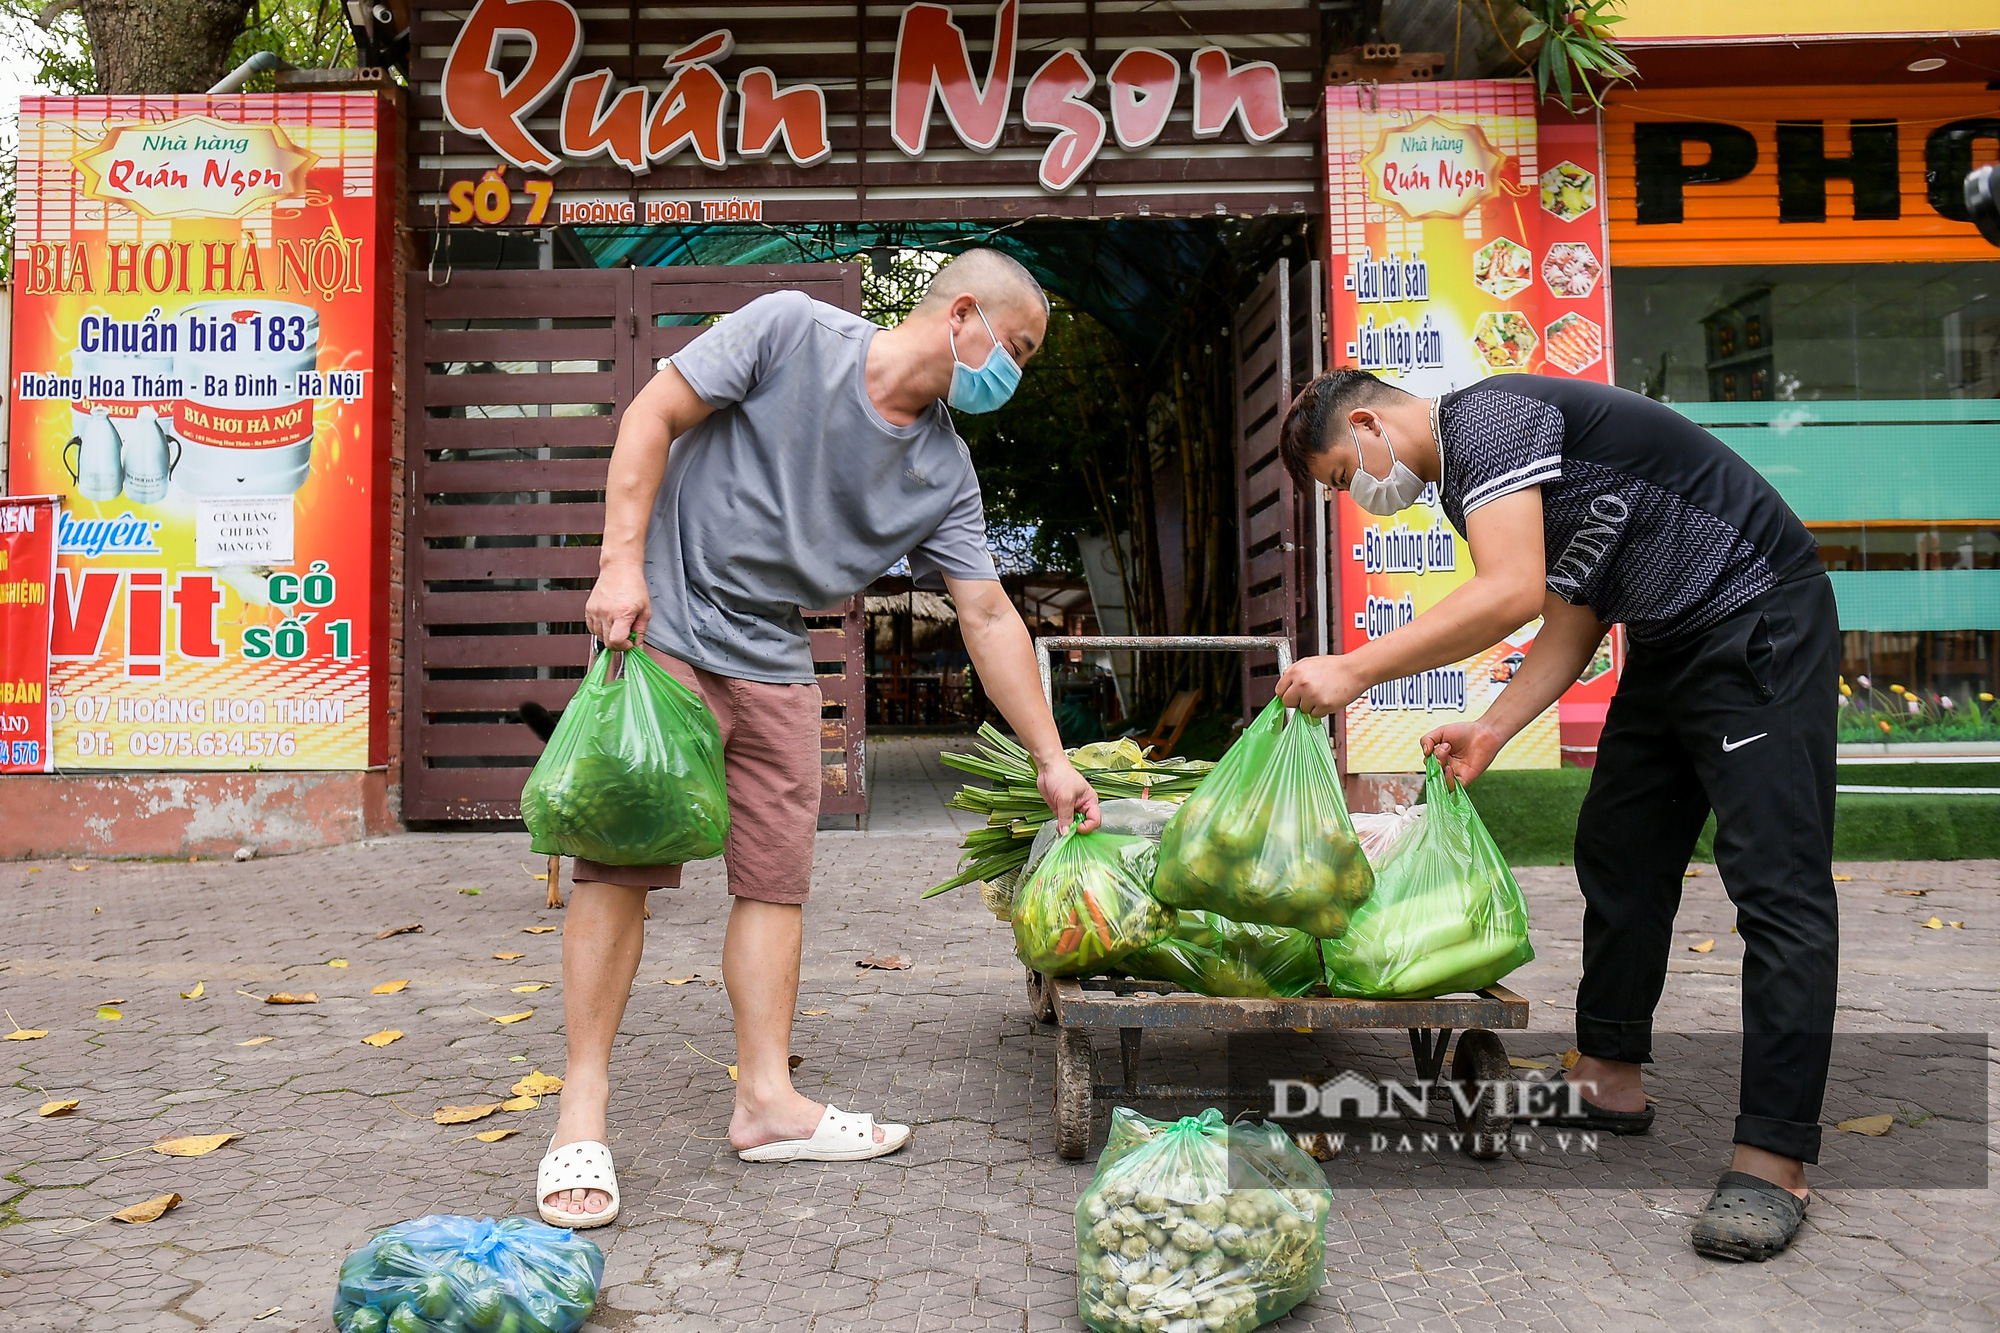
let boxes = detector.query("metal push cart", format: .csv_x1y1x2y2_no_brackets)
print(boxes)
1030,635,1530,1160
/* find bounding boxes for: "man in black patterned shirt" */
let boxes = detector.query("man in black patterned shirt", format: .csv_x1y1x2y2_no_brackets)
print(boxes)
1277,368,1838,1264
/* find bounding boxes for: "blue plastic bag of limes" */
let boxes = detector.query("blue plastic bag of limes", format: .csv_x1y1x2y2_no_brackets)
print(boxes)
333,1215,602,1333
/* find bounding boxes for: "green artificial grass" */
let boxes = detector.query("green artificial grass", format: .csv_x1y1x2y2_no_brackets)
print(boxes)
1463,766,2000,866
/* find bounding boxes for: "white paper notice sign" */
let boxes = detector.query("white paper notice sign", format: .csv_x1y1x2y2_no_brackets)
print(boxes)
195,497,295,567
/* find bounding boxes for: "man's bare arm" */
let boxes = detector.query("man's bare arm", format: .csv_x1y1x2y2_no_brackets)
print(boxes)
945,575,1100,833
585,365,716,648
1423,593,1608,785
1275,488,1549,715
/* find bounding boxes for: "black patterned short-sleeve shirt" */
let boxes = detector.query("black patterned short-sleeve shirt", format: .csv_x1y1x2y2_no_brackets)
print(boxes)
1435,376,1820,646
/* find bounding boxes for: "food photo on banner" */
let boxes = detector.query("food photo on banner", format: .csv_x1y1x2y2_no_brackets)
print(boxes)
0,496,60,773
1324,81,1621,773
8,95,394,771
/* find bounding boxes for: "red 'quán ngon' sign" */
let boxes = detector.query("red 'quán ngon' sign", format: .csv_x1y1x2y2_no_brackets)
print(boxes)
441,0,1290,194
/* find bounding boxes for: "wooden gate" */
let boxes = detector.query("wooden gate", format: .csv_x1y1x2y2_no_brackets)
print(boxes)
403,262,865,821
1233,259,1326,713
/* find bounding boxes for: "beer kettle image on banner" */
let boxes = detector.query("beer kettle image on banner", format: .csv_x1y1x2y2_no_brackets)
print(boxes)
118,407,181,504
62,407,124,502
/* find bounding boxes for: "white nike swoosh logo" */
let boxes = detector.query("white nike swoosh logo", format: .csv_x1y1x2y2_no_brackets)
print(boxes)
1721,733,1768,752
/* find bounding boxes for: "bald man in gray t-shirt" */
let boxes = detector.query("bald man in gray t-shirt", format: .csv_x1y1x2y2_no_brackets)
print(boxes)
537,250,1100,1227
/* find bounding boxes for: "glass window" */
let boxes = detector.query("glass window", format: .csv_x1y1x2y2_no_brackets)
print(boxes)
1813,525,2000,572
1840,630,2000,743
1611,262,2000,402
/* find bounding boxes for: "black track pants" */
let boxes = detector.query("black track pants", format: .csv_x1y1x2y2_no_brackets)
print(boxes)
1573,573,1841,1164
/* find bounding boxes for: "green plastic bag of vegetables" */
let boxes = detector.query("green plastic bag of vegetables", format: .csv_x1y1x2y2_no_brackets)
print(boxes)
1076,1107,1331,1333
333,1214,603,1333
1321,755,1534,998
1153,699,1374,939
1122,912,1324,998
1013,827,1177,976
521,649,727,866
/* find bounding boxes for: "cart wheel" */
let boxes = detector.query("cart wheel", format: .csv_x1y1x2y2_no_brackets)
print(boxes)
1451,1029,1512,1160
1055,1027,1094,1159
1026,967,1056,1025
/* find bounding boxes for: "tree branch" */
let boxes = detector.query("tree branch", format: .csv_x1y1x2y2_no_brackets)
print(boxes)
37,0,79,30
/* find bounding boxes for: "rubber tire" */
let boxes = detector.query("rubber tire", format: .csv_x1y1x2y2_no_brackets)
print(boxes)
1452,1028,1511,1160
1055,1026,1094,1159
1027,967,1056,1025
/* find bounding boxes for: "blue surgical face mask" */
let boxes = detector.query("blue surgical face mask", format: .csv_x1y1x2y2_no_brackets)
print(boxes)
947,302,1021,413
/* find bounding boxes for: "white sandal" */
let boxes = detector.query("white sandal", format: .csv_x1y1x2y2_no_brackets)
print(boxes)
536,1137,620,1228
737,1104,911,1164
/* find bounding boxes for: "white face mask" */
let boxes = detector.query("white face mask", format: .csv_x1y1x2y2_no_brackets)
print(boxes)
1346,415,1427,515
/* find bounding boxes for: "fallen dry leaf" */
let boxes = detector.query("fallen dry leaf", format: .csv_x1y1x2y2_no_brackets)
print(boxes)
253,1309,282,1321
4,1029,47,1040
112,1193,181,1223
501,1096,539,1112
263,992,318,1005
370,980,410,995
1950,921,1964,929
475,1128,518,1142
456,886,482,896
1561,1046,1581,1071
327,959,349,968
376,923,423,939
1836,1113,1894,1136
856,954,911,971
1923,916,1943,929
39,1099,80,1117
95,1006,122,1020
361,1030,404,1047
1688,939,1716,953
153,1133,239,1157
433,1103,502,1125
511,1070,564,1097
663,975,698,985
1681,867,1703,878
1293,1131,1338,1162
1508,1056,1550,1070
1887,888,1927,897
179,981,204,1000
69,862,88,872
522,926,556,934
789,1054,804,1070
236,1036,274,1046
1832,874,1853,882
493,1011,533,1025
798,1008,829,1016
493,952,526,961
511,983,549,993
727,1065,737,1080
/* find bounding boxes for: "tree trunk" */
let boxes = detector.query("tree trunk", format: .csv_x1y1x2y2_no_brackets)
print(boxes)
80,0,253,94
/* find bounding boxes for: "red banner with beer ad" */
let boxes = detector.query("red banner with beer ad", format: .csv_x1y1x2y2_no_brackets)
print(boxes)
7,95,392,769
0,496,59,773
1324,81,1619,774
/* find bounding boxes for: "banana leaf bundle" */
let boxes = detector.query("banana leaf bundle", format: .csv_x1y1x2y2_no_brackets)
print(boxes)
923,727,1212,899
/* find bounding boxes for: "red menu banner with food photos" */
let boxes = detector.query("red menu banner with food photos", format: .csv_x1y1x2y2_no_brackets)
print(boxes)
0,497,60,773
1323,81,1617,773
8,95,392,770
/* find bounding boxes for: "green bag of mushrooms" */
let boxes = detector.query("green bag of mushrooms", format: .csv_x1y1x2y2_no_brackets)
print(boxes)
1075,1107,1331,1333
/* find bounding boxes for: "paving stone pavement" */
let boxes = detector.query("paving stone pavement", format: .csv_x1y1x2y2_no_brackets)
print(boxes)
3,749,1996,1332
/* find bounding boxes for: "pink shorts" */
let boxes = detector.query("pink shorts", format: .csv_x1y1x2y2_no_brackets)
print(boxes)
570,648,821,905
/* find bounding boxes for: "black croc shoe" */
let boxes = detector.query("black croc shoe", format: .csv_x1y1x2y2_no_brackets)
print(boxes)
1690,1171,1809,1262
1524,1074,1655,1135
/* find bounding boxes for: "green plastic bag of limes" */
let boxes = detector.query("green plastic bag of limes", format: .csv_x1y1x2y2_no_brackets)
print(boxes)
520,648,727,866
1320,755,1534,998
334,1215,602,1333
1153,699,1375,939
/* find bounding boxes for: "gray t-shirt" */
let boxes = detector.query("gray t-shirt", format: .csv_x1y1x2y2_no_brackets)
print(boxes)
643,290,998,684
